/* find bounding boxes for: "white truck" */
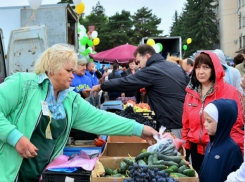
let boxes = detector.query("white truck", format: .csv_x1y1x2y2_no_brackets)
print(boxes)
0,3,79,83
140,36,182,59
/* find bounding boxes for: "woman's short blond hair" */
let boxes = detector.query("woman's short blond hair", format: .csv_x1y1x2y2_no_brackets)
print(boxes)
34,44,77,75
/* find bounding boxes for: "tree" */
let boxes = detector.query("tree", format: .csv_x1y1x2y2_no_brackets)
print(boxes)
108,10,134,47
132,7,163,44
170,0,219,58
57,0,73,4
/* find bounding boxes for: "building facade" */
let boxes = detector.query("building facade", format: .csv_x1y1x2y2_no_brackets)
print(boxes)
217,0,245,57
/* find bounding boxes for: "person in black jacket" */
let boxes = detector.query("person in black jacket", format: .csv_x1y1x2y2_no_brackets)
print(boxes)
108,63,121,100
199,99,243,182
92,44,189,138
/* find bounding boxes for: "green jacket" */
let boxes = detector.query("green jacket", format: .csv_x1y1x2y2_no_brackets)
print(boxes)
0,73,143,182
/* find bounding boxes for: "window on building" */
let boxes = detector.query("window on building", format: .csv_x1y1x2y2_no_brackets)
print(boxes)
240,37,242,48
243,36,245,47
239,0,241,8
243,0,245,6
239,16,242,28
243,16,245,26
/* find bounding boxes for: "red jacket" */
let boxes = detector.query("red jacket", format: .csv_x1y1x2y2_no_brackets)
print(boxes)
182,51,244,155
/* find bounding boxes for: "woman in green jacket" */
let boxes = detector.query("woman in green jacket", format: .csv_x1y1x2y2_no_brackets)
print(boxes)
0,44,157,182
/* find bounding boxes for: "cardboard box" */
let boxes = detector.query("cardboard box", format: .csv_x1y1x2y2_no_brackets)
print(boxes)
90,157,199,182
101,142,186,158
107,136,146,143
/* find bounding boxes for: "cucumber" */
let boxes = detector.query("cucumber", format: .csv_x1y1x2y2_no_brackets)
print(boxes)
148,155,153,165
157,153,182,163
120,161,127,172
112,173,124,177
153,160,165,165
183,169,195,177
170,173,188,178
152,153,158,163
104,167,113,175
135,152,153,161
138,159,147,166
161,161,179,167
179,160,187,166
178,165,187,173
162,169,173,174
112,169,118,175
168,165,179,173
123,158,134,166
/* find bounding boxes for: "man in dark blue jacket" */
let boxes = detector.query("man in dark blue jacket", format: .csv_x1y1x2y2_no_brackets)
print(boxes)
92,44,189,138
199,99,243,182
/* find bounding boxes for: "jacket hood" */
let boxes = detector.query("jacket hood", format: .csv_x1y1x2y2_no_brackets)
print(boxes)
187,51,225,93
146,53,165,66
213,49,227,66
211,99,238,146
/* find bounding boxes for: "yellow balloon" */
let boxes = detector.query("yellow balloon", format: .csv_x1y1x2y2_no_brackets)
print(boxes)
75,2,85,15
93,38,100,46
147,39,155,46
187,38,192,45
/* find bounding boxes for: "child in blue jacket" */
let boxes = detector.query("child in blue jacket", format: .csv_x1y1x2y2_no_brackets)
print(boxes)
199,99,243,182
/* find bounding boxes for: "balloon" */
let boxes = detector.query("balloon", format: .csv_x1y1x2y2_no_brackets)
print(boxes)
75,2,85,15
147,39,155,46
91,31,98,39
87,40,94,47
78,45,86,52
88,47,93,53
79,31,87,38
28,0,42,10
187,38,192,44
153,44,160,53
79,36,89,45
81,52,88,56
183,45,187,50
157,43,163,52
85,48,91,54
93,38,100,46
73,0,81,5
85,55,90,60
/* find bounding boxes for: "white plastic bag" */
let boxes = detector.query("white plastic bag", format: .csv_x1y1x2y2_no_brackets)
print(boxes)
147,126,178,156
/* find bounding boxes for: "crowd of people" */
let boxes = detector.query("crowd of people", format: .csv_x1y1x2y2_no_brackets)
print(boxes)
0,43,245,182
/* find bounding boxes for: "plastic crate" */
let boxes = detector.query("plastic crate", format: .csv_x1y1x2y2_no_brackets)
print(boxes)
42,168,91,182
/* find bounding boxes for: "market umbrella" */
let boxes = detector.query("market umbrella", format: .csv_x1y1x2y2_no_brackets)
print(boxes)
89,44,137,64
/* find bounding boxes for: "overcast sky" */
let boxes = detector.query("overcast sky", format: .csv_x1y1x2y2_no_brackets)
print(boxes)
1,0,187,35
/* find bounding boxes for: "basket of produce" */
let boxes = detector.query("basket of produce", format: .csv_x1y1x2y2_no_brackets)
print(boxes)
91,151,198,182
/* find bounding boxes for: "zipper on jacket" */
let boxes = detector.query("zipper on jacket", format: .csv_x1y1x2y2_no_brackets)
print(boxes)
0,89,29,152
48,95,78,163
199,101,205,145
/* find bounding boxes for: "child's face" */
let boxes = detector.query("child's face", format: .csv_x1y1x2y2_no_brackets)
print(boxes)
204,111,218,136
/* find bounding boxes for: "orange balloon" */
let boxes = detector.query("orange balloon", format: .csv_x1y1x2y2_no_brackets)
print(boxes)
75,2,85,15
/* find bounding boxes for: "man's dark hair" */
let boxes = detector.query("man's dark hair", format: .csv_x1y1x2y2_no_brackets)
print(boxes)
233,54,244,65
134,44,156,57
186,58,194,66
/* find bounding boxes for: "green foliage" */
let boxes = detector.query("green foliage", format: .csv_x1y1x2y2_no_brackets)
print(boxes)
170,0,219,58
132,7,163,45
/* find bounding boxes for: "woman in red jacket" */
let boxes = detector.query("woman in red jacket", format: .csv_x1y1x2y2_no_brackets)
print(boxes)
182,51,244,172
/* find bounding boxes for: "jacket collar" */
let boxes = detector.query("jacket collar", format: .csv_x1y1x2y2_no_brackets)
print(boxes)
146,53,165,67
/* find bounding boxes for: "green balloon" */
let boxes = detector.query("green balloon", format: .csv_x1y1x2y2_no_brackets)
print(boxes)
85,48,91,54
183,45,187,50
157,43,163,52
87,40,94,47
89,58,94,62
81,52,88,56
80,37,89,45
78,27,81,33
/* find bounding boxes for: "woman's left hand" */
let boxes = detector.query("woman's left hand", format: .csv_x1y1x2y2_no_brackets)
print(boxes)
141,125,159,145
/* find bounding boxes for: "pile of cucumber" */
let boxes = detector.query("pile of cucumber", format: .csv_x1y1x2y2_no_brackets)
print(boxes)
103,151,195,180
